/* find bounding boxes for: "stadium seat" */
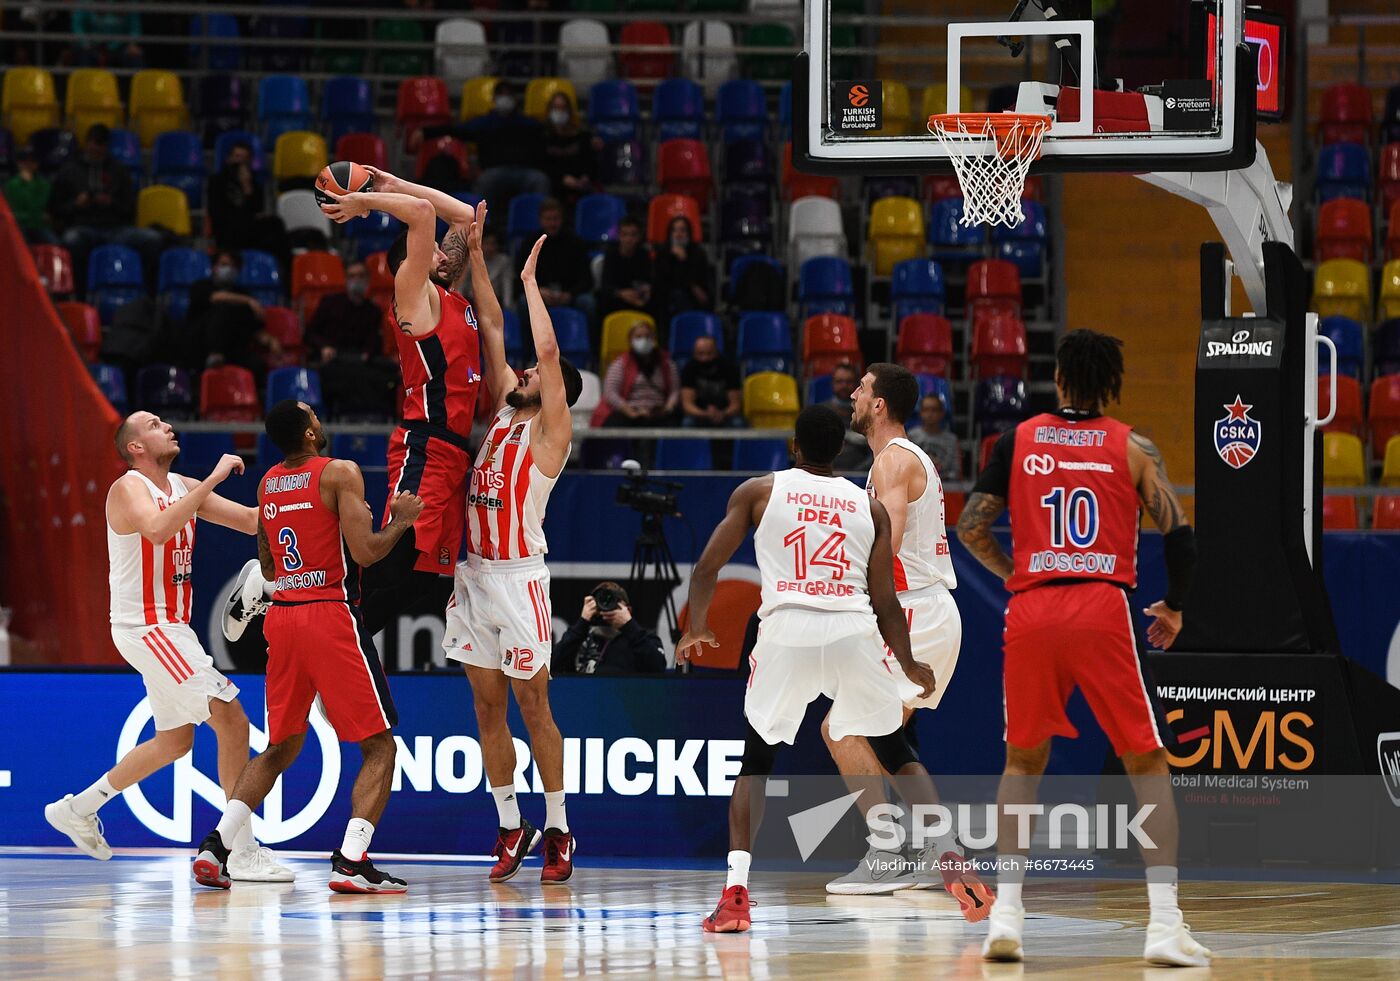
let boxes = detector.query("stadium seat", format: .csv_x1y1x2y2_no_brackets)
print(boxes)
728,254,786,313
897,314,954,377
550,307,592,369
364,251,394,316
781,142,840,201
435,18,489,88
129,70,189,147
670,311,724,363
137,364,194,418
929,198,983,257
571,369,602,429
657,139,713,207
619,22,674,81
1370,374,1400,457
273,130,327,188
157,247,211,325
345,210,403,260
975,374,1028,429
1321,432,1365,486
1375,492,1400,530
321,76,375,143
654,79,705,141
966,259,1023,317
743,371,800,429
239,249,283,306
374,18,430,77
248,14,308,74
654,438,713,471
214,130,266,178
600,139,647,188
292,252,346,321
65,68,123,135
679,21,738,97
868,196,926,277
788,196,847,267
459,76,499,122
1315,198,1371,262
1390,202,1400,262
1319,374,1364,436
262,306,304,367
88,363,128,413
416,135,469,181
1318,316,1365,380
330,432,390,472
1377,320,1400,377
720,187,773,254
915,373,954,426
923,174,963,205
972,315,1029,379
152,131,205,208
993,200,1050,278
1384,436,1400,486
575,194,626,245
57,301,102,362
396,77,451,151
31,244,74,296
922,83,975,120
733,439,791,471
1317,83,1371,146
2,67,59,143
277,189,332,237
524,78,578,122
1314,143,1371,203
87,245,144,323
189,13,242,72
559,20,612,89
805,374,833,405
256,75,311,143
803,313,860,376
1321,495,1359,530
107,128,143,182
335,132,388,173
798,257,855,319
647,194,704,244
871,81,912,138
507,192,548,245
1381,142,1400,213
1311,259,1372,323
736,312,794,376
601,310,656,369
724,140,775,190
588,80,641,142
717,79,767,143
265,366,323,412
742,23,796,81
891,259,946,322
1381,260,1400,321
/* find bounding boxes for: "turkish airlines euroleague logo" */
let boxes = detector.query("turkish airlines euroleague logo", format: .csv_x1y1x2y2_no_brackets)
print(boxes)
832,79,882,132
847,84,869,108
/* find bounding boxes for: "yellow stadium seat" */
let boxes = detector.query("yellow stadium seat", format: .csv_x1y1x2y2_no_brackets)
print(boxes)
128,70,189,147
524,77,578,121
871,81,911,137
459,76,499,121
136,184,191,236
273,131,329,182
744,372,801,429
3,67,60,142
601,309,655,370
1321,432,1365,487
1380,260,1400,322
1311,258,1372,323
65,68,124,134
921,83,975,121
1383,436,1400,487
868,195,925,276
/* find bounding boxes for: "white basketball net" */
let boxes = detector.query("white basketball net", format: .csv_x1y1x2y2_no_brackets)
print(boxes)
927,114,1051,228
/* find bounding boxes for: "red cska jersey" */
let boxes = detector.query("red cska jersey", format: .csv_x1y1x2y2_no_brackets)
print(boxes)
259,456,360,604
391,282,483,440
1006,412,1140,593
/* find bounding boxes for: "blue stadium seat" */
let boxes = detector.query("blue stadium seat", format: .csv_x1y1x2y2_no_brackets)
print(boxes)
108,128,143,183
913,373,953,426
137,364,195,418
654,78,705,141
798,256,855,319
720,187,772,249
199,74,249,142
737,312,794,376
727,254,783,298
929,198,983,257
778,80,793,138
157,247,211,324
575,193,626,245
717,79,767,143
670,311,724,362
89,363,129,413
503,309,524,365
176,431,236,477
974,374,1028,429
588,80,641,142
330,432,389,470
864,176,919,205
213,130,266,179
724,139,775,186
1318,316,1365,379
550,307,592,369
805,374,833,405
265,366,323,411
190,13,242,72
653,438,713,471
507,192,547,246
321,76,375,143
152,131,206,208
238,249,282,306
891,259,946,321
1314,143,1371,202
734,438,790,471
1377,319,1400,376
257,75,312,141
992,200,1048,278
346,211,404,259
87,245,144,324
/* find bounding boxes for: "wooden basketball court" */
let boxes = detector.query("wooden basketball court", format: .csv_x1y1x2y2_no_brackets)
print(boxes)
2,850,1397,979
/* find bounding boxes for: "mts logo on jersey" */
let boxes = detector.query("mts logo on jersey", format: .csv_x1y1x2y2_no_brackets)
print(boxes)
469,467,505,510
1214,395,1262,469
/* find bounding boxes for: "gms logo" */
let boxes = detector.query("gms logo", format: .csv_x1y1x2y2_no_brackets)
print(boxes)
1214,395,1261,469
1206,328,1274,358
1379,732,1400,806
116,698,342,843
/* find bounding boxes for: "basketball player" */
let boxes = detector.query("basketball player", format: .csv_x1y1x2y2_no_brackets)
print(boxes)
678,404,936,933
956,329,1208,966
192,401,423,892
442,223,584,884
45,412,290,882
818,363,993,918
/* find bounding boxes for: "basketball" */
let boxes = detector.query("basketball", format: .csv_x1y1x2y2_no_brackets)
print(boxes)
314,160,373,206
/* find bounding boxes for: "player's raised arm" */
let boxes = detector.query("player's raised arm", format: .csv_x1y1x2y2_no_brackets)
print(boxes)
109,453,244,544
323,459,424,567
1128,431,1197,649
521,234,573,469
677,476,769,662
868,498,934,698
470,201,518,412
362,166,478,226
186,486,257,535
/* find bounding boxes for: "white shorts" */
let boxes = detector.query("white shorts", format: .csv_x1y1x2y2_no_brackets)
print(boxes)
745,609,904,746
111,622,239,731
885,585,962,711
443,554,553,680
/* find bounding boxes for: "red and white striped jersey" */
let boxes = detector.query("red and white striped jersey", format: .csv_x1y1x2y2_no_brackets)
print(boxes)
108,471,196,626
466,405,565,560
866,438,956,593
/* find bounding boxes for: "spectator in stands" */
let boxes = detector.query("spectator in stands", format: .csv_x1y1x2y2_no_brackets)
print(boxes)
541,92,599,208
305,260,398,418
599,321,680,427
4,145,54,244
652,216,712,326
188,250,275,380
207,139,260,252
51,124,162,290
71,2,143,68
464,228,514,312
906,393,961,480
424,80,548,227
680,336,743,429
597,216,653,320
516,198,595,329
553,582,667,675
823,361,872,471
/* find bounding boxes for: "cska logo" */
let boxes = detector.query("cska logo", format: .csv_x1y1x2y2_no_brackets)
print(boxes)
1214,396,1261,470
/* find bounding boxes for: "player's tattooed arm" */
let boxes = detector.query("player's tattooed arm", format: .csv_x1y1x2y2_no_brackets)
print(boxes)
438,225,470,289
956,492,1013,582
1129,431,1188,533
396,316,415,335
257,521,276,582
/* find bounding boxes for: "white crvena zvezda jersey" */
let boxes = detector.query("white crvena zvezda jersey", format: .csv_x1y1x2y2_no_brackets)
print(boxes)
866,437,956,592
108,471,196,626
467,405,564,560
754,468,875,618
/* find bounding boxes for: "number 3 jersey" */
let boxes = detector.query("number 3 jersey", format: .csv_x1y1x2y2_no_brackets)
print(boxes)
258,456,361,604
1005,411,1140,593
754,468,876,619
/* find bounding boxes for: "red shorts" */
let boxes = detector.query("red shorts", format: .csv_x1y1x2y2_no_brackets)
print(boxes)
386,426,471,574
1002,581,1168,756
264,601,398,744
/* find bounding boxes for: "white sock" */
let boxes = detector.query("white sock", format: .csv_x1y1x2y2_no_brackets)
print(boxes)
998,881,1023,909
491,785,521,830
726,850,751,889
1147,866,1181,923
340,818,374,861
70,774,117,816
216,799,253,846
544,790,568,833
231,819,256,851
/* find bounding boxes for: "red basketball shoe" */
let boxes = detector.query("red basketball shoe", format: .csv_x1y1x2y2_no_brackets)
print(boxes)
702,885,753,933
489,819,541,883
940,853,995,923
540,827,575,884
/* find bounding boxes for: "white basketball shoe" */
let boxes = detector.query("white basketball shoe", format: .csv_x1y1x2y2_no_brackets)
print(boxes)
1144,913,1212,967
44,795,113,860
223,559,270,642
981,903,1025,962
228,843,295,882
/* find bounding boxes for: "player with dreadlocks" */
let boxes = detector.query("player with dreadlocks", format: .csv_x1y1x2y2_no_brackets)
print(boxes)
955,329,1207,968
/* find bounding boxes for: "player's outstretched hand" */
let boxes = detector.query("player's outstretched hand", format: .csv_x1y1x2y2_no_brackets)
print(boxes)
318,189,370,223
466,200,489,254
676,627,717,664
361,165,400,195
389,490,424,524
211,453,245,483
903,660,937,699
521,234,546,284
1143,600,1183,650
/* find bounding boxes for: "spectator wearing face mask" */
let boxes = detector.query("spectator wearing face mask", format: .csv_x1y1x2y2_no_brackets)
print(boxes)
303,260,399,419
596,321,680,427
540,92,599,208
652,216,712,326
597,216,653,320
187,250,276,379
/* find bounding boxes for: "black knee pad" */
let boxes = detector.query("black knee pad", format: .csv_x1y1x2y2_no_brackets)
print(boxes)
738,723,779,776
868,728,919,774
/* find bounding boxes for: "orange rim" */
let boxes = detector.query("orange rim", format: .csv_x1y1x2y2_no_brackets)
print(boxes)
928,112,1052,160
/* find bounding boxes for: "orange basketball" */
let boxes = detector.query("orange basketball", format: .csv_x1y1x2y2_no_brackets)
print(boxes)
314,160,373,206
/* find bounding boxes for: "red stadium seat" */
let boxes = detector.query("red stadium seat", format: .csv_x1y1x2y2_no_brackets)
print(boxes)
396,76,452,151
1375,495,1400,530
802,313,860,376
971,314,1029,379
1321,495,1359,530
1381,143,1400,214
656,139,712,209
415,134,470,180
896,313,953,377
334,132,388,172
1389,201,1400,262
646,193,703,244
1317,83,1372,146
1369,373,1400,456
781,142,840,201
31,244,74,295
618,22,673,81
262,305,305,367
56,300,102,362
1320,374,1364,435
1315,198,1371,263
291,252,346,323
200,364,259,421
966,258,1022,307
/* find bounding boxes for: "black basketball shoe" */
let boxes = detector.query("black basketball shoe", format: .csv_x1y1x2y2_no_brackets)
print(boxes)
193,830,232,890
328,850,409,894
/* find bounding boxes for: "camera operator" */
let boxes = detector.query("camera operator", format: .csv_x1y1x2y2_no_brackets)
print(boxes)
553,582,667,675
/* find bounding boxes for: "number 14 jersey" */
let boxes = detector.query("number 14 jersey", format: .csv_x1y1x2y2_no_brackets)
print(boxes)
755,468,876,619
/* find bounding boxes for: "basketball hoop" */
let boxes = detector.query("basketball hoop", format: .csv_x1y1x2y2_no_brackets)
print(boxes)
927,113,1052,228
